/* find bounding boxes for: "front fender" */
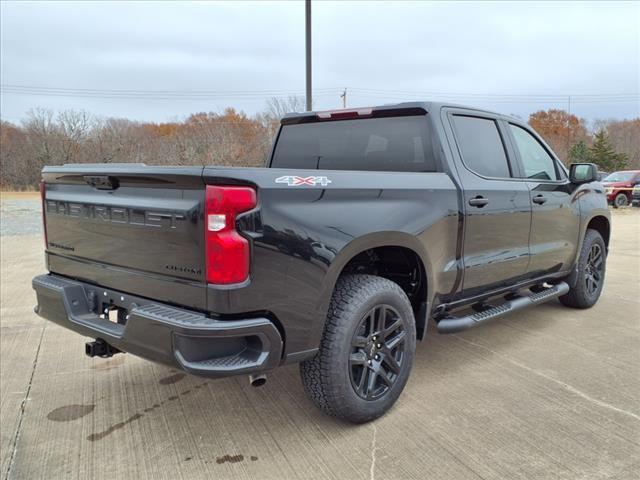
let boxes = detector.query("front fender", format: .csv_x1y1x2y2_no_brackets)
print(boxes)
564,182,610,287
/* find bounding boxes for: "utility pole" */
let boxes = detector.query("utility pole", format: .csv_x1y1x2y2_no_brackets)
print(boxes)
340,88,347,108
567,95,572,161
305,0,312,111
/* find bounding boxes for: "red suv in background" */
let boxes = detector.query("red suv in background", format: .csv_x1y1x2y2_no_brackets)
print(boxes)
602,170,640,208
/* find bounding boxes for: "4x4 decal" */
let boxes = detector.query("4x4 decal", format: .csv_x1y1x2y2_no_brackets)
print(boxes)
275,175,332,187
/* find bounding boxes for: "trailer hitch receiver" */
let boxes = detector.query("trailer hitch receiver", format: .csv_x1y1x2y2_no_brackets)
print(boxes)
85,338,121,358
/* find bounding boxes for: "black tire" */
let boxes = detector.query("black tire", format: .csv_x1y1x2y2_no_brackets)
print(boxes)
300,274,416,423
560,229,606,308
613,193,629,208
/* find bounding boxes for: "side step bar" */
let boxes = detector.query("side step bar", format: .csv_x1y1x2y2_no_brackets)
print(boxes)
437,282,570,334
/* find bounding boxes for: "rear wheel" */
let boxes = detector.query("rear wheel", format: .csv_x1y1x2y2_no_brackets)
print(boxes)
560,229,606,308
299,274,416,423
613,193,629,208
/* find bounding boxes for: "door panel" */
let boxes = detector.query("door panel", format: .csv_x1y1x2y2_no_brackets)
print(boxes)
527,182,580,275
446,112,532,296
462,182,532,292
505,122,580,276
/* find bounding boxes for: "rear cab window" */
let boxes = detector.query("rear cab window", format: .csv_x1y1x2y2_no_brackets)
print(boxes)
271,115,437,172
450,115,512,178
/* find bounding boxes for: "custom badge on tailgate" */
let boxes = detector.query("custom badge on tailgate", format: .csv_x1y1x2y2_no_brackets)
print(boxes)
275,175,332,187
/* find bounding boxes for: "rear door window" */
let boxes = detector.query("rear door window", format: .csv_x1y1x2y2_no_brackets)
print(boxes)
271,116,437,172
451,115,512,178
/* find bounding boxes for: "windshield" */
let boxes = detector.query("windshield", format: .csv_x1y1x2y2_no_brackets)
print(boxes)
603,171,636,182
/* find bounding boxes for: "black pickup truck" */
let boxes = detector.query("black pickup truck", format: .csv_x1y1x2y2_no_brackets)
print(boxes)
33,102,610,423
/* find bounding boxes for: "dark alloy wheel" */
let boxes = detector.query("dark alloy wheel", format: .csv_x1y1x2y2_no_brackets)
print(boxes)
560,228,606,309
299,274,416,423
349,305,406,400
584,243,604,297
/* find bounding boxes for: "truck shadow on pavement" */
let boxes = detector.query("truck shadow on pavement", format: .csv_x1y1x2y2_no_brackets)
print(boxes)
46,302,564,448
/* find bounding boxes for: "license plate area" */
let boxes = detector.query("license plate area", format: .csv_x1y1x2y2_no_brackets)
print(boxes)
101,303,128,326
83,286,139,333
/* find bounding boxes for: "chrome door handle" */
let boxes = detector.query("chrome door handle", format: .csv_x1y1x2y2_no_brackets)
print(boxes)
468,196,489,208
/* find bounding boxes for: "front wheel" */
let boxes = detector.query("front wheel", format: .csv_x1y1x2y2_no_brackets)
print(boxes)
300,274,416,423
613,193,629,208
560,229,606,308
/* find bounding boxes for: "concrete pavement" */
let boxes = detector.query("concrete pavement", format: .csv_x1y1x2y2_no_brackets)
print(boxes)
1,210,638,480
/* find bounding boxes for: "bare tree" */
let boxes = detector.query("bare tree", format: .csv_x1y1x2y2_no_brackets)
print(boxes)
56,110,95,164
265,96,307,120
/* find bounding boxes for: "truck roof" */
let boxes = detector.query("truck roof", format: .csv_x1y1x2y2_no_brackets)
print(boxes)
281,101,521,124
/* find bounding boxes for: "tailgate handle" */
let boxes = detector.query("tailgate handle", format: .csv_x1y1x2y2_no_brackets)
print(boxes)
84,175,119,190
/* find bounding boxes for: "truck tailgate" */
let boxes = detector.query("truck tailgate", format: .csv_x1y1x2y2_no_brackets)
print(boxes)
42,165,207,309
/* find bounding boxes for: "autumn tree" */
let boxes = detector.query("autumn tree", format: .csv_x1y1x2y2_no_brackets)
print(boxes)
528,109,589,164
0,121,29,188
179,108,269,166
589,130,628,171
4,104,633,191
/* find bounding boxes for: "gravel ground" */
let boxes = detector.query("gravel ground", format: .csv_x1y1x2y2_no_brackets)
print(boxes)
0,194,41,237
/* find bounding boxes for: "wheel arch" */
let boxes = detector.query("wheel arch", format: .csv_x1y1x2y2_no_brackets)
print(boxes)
586,215,611,249
565,213,611,289
313,232,433,343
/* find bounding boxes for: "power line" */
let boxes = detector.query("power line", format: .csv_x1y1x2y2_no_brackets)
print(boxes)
347,90,638,104
349,93,639,105
2,84,638,108
1,84,341,95
348,87,638,100
3,84,637,101
1,87,340,101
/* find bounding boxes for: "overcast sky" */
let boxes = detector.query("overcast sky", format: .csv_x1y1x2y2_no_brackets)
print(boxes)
1,1,638,124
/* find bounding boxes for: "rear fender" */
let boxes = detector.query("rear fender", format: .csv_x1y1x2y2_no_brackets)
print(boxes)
308,232,433,348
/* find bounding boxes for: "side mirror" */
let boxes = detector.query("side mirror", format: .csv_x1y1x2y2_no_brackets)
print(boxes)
569,163,598,184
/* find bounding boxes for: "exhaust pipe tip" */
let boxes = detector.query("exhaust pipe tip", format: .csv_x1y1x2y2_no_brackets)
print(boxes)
249,373,267,387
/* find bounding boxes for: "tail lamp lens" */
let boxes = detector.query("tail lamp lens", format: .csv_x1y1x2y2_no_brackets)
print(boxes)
205,185,257,285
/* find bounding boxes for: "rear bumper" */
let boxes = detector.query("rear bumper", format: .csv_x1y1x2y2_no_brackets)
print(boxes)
32,274,283,377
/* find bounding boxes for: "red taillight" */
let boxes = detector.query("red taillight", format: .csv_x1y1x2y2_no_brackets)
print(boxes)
40,181,48,248
205,185,257,285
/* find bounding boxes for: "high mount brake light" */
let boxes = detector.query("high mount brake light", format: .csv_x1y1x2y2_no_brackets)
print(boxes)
204,185,257,285
316,108,373,120
40,181,48,248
